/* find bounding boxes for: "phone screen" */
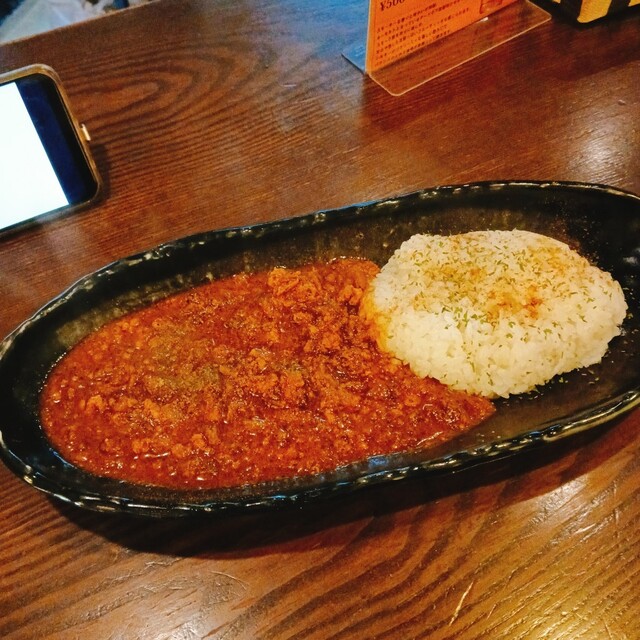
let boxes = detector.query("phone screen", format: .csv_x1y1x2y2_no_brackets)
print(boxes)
0,69,100,235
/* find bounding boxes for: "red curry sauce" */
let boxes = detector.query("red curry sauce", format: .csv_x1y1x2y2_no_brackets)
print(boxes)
40,258,494,489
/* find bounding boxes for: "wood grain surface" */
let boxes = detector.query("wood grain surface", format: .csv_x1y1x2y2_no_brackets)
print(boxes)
0,1,639,638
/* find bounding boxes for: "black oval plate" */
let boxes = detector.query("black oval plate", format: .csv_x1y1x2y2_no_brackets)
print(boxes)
2,181,640,517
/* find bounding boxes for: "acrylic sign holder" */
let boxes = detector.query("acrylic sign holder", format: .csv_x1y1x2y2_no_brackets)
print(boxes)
344,0,551,96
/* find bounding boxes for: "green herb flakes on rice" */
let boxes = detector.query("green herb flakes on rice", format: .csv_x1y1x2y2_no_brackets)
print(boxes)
361,230,627,398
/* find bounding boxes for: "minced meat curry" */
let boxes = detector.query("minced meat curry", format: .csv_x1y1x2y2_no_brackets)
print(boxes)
40,258,494,489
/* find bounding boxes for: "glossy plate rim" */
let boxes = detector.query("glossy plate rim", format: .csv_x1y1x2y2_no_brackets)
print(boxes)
2,180,640,517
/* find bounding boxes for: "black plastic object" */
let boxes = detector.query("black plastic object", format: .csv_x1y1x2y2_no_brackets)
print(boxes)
1,181,639,517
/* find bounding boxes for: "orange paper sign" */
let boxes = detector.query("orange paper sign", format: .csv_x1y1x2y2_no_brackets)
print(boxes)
365,0,518,72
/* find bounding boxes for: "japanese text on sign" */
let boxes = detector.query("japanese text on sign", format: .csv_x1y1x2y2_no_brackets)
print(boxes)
366,0,516,72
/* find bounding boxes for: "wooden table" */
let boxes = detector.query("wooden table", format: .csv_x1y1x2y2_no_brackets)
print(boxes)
1,1,639,637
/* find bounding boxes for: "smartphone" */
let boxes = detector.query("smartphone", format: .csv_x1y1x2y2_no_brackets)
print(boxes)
0,64,101,236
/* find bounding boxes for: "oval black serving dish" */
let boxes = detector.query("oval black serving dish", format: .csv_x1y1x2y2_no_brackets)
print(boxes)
2,181,640,517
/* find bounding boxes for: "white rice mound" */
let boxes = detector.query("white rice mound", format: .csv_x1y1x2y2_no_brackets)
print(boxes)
361,229,627,398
